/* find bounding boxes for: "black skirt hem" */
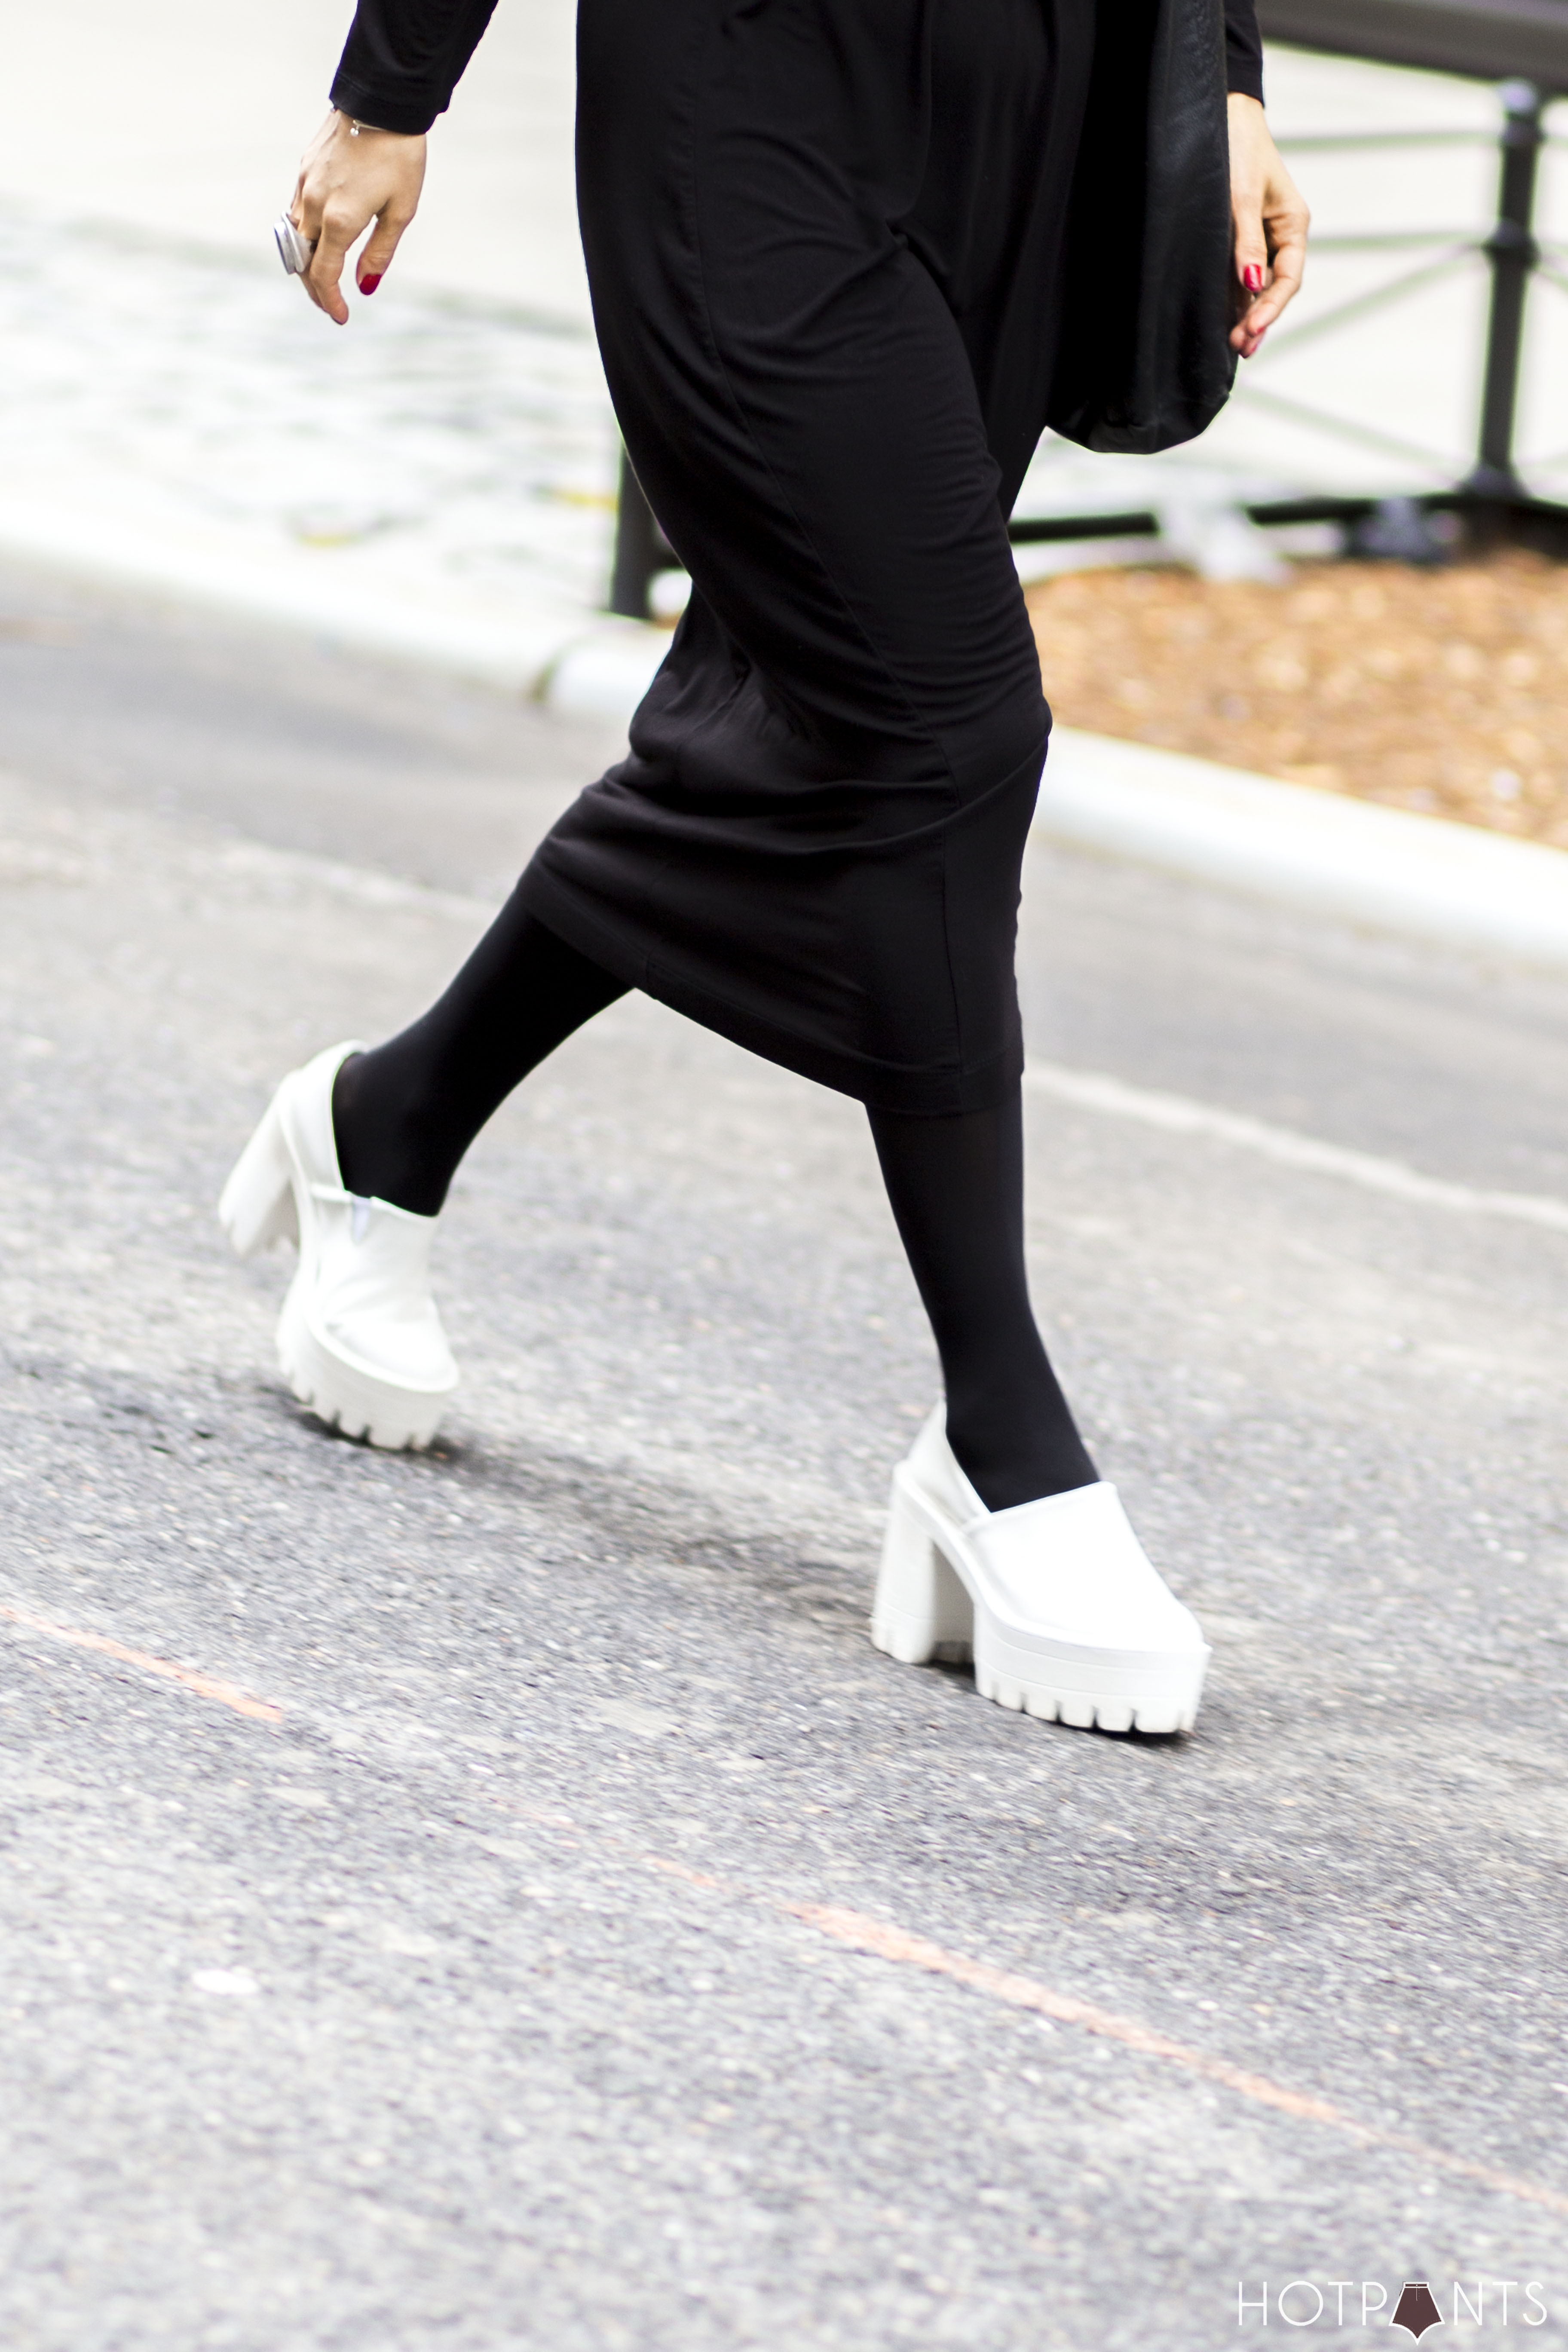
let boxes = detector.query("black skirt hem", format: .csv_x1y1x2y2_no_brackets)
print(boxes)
517,864,1024,1116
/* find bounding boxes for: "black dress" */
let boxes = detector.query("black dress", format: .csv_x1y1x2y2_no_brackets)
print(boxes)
333,0,1264,1115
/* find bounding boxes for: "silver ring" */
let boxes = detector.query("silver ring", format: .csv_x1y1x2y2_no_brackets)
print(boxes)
273,215,316,277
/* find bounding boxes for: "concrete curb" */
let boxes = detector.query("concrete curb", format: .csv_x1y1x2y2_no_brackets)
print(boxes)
1039,730,1568,974
5,507,1565,974
543,623,1568,976
0,500,576,694
0,490,673,704
541,622,671,717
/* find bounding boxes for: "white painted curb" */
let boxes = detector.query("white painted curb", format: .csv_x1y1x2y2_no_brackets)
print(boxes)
1039,731,1568,973
6,499,1565,974
0,496,686,710
0,498,573,695
538,631,1568,975
542,621,671,719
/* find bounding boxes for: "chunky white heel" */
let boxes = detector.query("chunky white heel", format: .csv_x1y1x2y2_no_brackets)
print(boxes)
871,1407,1210,1735
871,1482,973,1664
217,1095,299,1258
219,1041,459,1452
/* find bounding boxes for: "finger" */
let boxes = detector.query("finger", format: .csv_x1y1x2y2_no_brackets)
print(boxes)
306,211,355,327
283,205,329,314
1232,198,1269,294
294,253,332,318
355,204,414,296
291,162,327,242
1229,239,1269,353
1246,231,1307,333
289,186,324,305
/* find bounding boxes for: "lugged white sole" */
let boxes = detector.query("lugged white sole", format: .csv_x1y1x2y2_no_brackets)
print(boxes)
872,1469,1204,1736
276,1281,449,1452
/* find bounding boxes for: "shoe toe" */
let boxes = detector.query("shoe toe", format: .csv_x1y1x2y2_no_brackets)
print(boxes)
971,1483,1204,1660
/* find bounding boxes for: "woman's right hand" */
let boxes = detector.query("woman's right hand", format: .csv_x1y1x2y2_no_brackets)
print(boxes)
291,109,428,325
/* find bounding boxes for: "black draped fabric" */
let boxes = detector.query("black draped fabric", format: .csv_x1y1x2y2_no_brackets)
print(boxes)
1225,0,1264,99
333,0,1265,132
331,0,1263,1113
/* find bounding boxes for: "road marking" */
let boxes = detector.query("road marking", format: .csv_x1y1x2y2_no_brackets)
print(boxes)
648,1854,722,1891
203,827,1568,1247
787,1901,1568,2219
0,1603,282,1723
7,1637,1549,2214
485,1804,1568,2218
8,1597,1554,2213
1025,1059,1568,1235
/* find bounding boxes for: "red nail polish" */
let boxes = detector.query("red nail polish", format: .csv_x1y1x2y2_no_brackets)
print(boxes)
359,272,382,295
1243,264,1265,294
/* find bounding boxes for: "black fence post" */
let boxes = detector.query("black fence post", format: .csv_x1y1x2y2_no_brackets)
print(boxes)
1464,78,1545,508
608,448,663,619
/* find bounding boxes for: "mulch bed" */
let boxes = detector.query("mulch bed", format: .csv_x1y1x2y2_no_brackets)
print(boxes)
1026,551,1568,846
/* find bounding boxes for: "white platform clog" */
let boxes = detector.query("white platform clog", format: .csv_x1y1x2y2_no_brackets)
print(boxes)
872,1407,1209,1734
218,1041,458,1450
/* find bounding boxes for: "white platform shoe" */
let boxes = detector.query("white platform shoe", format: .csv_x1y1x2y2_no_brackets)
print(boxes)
872,1407,1209,1734
218,1041,459,1450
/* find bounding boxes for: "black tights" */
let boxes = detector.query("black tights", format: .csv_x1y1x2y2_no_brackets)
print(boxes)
333,890,1095,1510
334,893,630,1219
867,1090,1095,1507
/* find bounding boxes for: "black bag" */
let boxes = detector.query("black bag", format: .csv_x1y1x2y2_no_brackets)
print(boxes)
1047,0,1237,453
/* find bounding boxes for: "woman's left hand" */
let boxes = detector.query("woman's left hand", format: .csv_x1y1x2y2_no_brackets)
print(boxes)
1228,94,1308,359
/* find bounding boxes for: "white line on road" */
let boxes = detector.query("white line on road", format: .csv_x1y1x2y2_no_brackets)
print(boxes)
1024,1060,1568,1237
205,830,1568,1240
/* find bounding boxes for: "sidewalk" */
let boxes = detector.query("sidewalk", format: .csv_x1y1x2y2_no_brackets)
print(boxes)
0,208,616,689
3,18,1568,971
5,17,1566,661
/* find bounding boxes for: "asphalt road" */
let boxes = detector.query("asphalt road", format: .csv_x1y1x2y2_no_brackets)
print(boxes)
2,561,1567,2350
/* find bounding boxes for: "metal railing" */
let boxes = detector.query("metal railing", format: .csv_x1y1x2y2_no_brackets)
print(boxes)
1248,84,1562,506
609,74,1568,616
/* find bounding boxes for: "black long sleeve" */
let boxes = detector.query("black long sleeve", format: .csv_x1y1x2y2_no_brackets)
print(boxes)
333,0,1267,137
331,0,499,135
1225,0,1265,101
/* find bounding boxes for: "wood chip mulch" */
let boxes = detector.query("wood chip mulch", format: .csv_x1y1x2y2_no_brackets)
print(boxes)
1026,551,1568,846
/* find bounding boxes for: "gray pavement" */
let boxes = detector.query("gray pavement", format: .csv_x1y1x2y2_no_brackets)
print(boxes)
8,35,1568,706
3,559,1568,2349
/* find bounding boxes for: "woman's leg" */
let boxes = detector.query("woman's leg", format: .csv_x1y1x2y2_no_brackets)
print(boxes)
868,1085,1096,1511
332,891,629,1216
330,891,1088,1510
